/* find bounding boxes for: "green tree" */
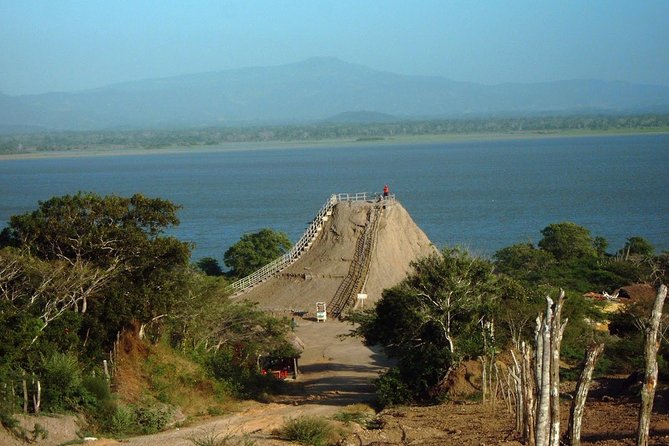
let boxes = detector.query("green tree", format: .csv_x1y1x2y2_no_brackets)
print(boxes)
1,192,191,351
355,247,508,400
224,228,291,278
538,222,597,261
494,243,555,281
593,236,609,257
195,257,223,276
618,236,654,258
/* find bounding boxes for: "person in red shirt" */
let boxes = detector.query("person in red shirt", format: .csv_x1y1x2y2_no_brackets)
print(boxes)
383,184,389,198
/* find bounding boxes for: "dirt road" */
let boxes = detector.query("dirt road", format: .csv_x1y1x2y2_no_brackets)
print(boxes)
116,318,391,445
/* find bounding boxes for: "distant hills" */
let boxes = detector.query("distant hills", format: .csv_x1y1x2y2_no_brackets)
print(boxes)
2,57,669,131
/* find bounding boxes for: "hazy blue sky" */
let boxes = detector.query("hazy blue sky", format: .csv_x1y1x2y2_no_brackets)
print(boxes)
1,0,667,95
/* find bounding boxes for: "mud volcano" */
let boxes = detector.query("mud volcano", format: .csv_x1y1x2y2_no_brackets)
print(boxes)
233,194,436,316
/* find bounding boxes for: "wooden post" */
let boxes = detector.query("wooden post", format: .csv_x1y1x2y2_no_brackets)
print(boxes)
103,359,110,381
535,299,553,446
637,284,667,446
522,341,536,446
510,349,525,435
32,377,41,415
568,342,605,446
22,371,28,413
480,355,487,404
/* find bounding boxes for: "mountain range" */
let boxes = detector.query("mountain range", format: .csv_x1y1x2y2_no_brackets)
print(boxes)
2,57,669,131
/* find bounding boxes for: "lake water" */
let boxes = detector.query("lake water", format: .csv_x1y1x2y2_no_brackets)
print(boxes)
1,134,668,262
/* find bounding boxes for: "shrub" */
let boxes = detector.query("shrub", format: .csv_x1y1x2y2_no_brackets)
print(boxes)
82,375,112,405
278,416,340,446
333,404,376,427
109,405,135,435
374,368,412,408
131,404,172,434
92,400,172,437
204,348,278,399
188,428,256,446
40,352,85,411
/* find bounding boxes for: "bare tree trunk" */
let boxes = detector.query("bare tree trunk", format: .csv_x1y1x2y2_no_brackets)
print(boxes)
32,377,41,415
536,299,553,446
522,342,536,446
550,291,567,446
568,342,605,446
637,284,667,446
22,372,28,413
103,359,110,381
510,349,523,432
490,361,496,406
480,355,487,404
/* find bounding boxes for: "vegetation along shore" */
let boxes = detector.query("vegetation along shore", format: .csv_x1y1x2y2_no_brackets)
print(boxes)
1,114,668,160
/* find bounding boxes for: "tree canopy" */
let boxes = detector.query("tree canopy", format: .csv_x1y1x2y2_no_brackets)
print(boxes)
195,256,223,276
224,228,292,278
619,236,654,258
538,222,597,261
0,192,300,421
0,192,192,352
355,247,518,401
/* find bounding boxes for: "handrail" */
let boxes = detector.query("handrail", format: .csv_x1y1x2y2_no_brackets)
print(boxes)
227,192,395,295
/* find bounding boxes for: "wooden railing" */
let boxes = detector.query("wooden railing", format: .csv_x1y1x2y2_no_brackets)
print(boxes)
227,192,394,295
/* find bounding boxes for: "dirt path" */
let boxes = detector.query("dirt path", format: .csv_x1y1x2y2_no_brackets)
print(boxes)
112,318,391,446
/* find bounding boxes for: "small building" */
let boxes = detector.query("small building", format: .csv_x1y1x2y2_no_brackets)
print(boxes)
259,332,305,380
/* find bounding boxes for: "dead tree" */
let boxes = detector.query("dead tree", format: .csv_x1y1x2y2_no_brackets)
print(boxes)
509,340,538,446
567,342,605,446
637,284,667,446
549,292,567,446
522,342,536,445
510,350,523,432
480,319,496,404
534,291,566,446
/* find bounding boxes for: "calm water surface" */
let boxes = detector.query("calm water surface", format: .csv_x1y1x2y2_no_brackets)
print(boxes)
1,134,667,261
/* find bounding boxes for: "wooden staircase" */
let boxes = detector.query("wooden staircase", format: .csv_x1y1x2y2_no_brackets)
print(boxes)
228,192,393,295
328,204,383,318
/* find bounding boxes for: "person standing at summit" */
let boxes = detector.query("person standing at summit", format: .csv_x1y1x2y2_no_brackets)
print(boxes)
383,184,389,198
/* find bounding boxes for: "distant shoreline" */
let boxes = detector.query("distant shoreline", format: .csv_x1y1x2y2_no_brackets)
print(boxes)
1,128,667,161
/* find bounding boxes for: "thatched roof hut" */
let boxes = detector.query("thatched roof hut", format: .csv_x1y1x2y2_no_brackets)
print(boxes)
616,283,657,301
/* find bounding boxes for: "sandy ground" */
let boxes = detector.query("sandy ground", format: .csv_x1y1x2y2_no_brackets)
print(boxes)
239,200,436,313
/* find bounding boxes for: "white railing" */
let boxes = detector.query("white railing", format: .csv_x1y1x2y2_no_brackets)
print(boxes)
227,192,395,295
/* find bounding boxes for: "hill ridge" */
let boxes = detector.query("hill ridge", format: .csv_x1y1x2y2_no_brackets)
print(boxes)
2,58,669,131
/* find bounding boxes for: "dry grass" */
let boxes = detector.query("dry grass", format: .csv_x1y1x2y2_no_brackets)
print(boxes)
112,329,236,420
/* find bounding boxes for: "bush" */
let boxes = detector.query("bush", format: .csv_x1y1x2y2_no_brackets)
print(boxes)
40,352,86,411
333,404,376,427
82,375,112,404
188,428,256,446
131,404,173,434
375,368,412,408
109,405,135,435
278,416,340,446
204,348,279,399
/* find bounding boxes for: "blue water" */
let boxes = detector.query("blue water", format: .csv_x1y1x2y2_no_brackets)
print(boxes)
1,134,667,262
